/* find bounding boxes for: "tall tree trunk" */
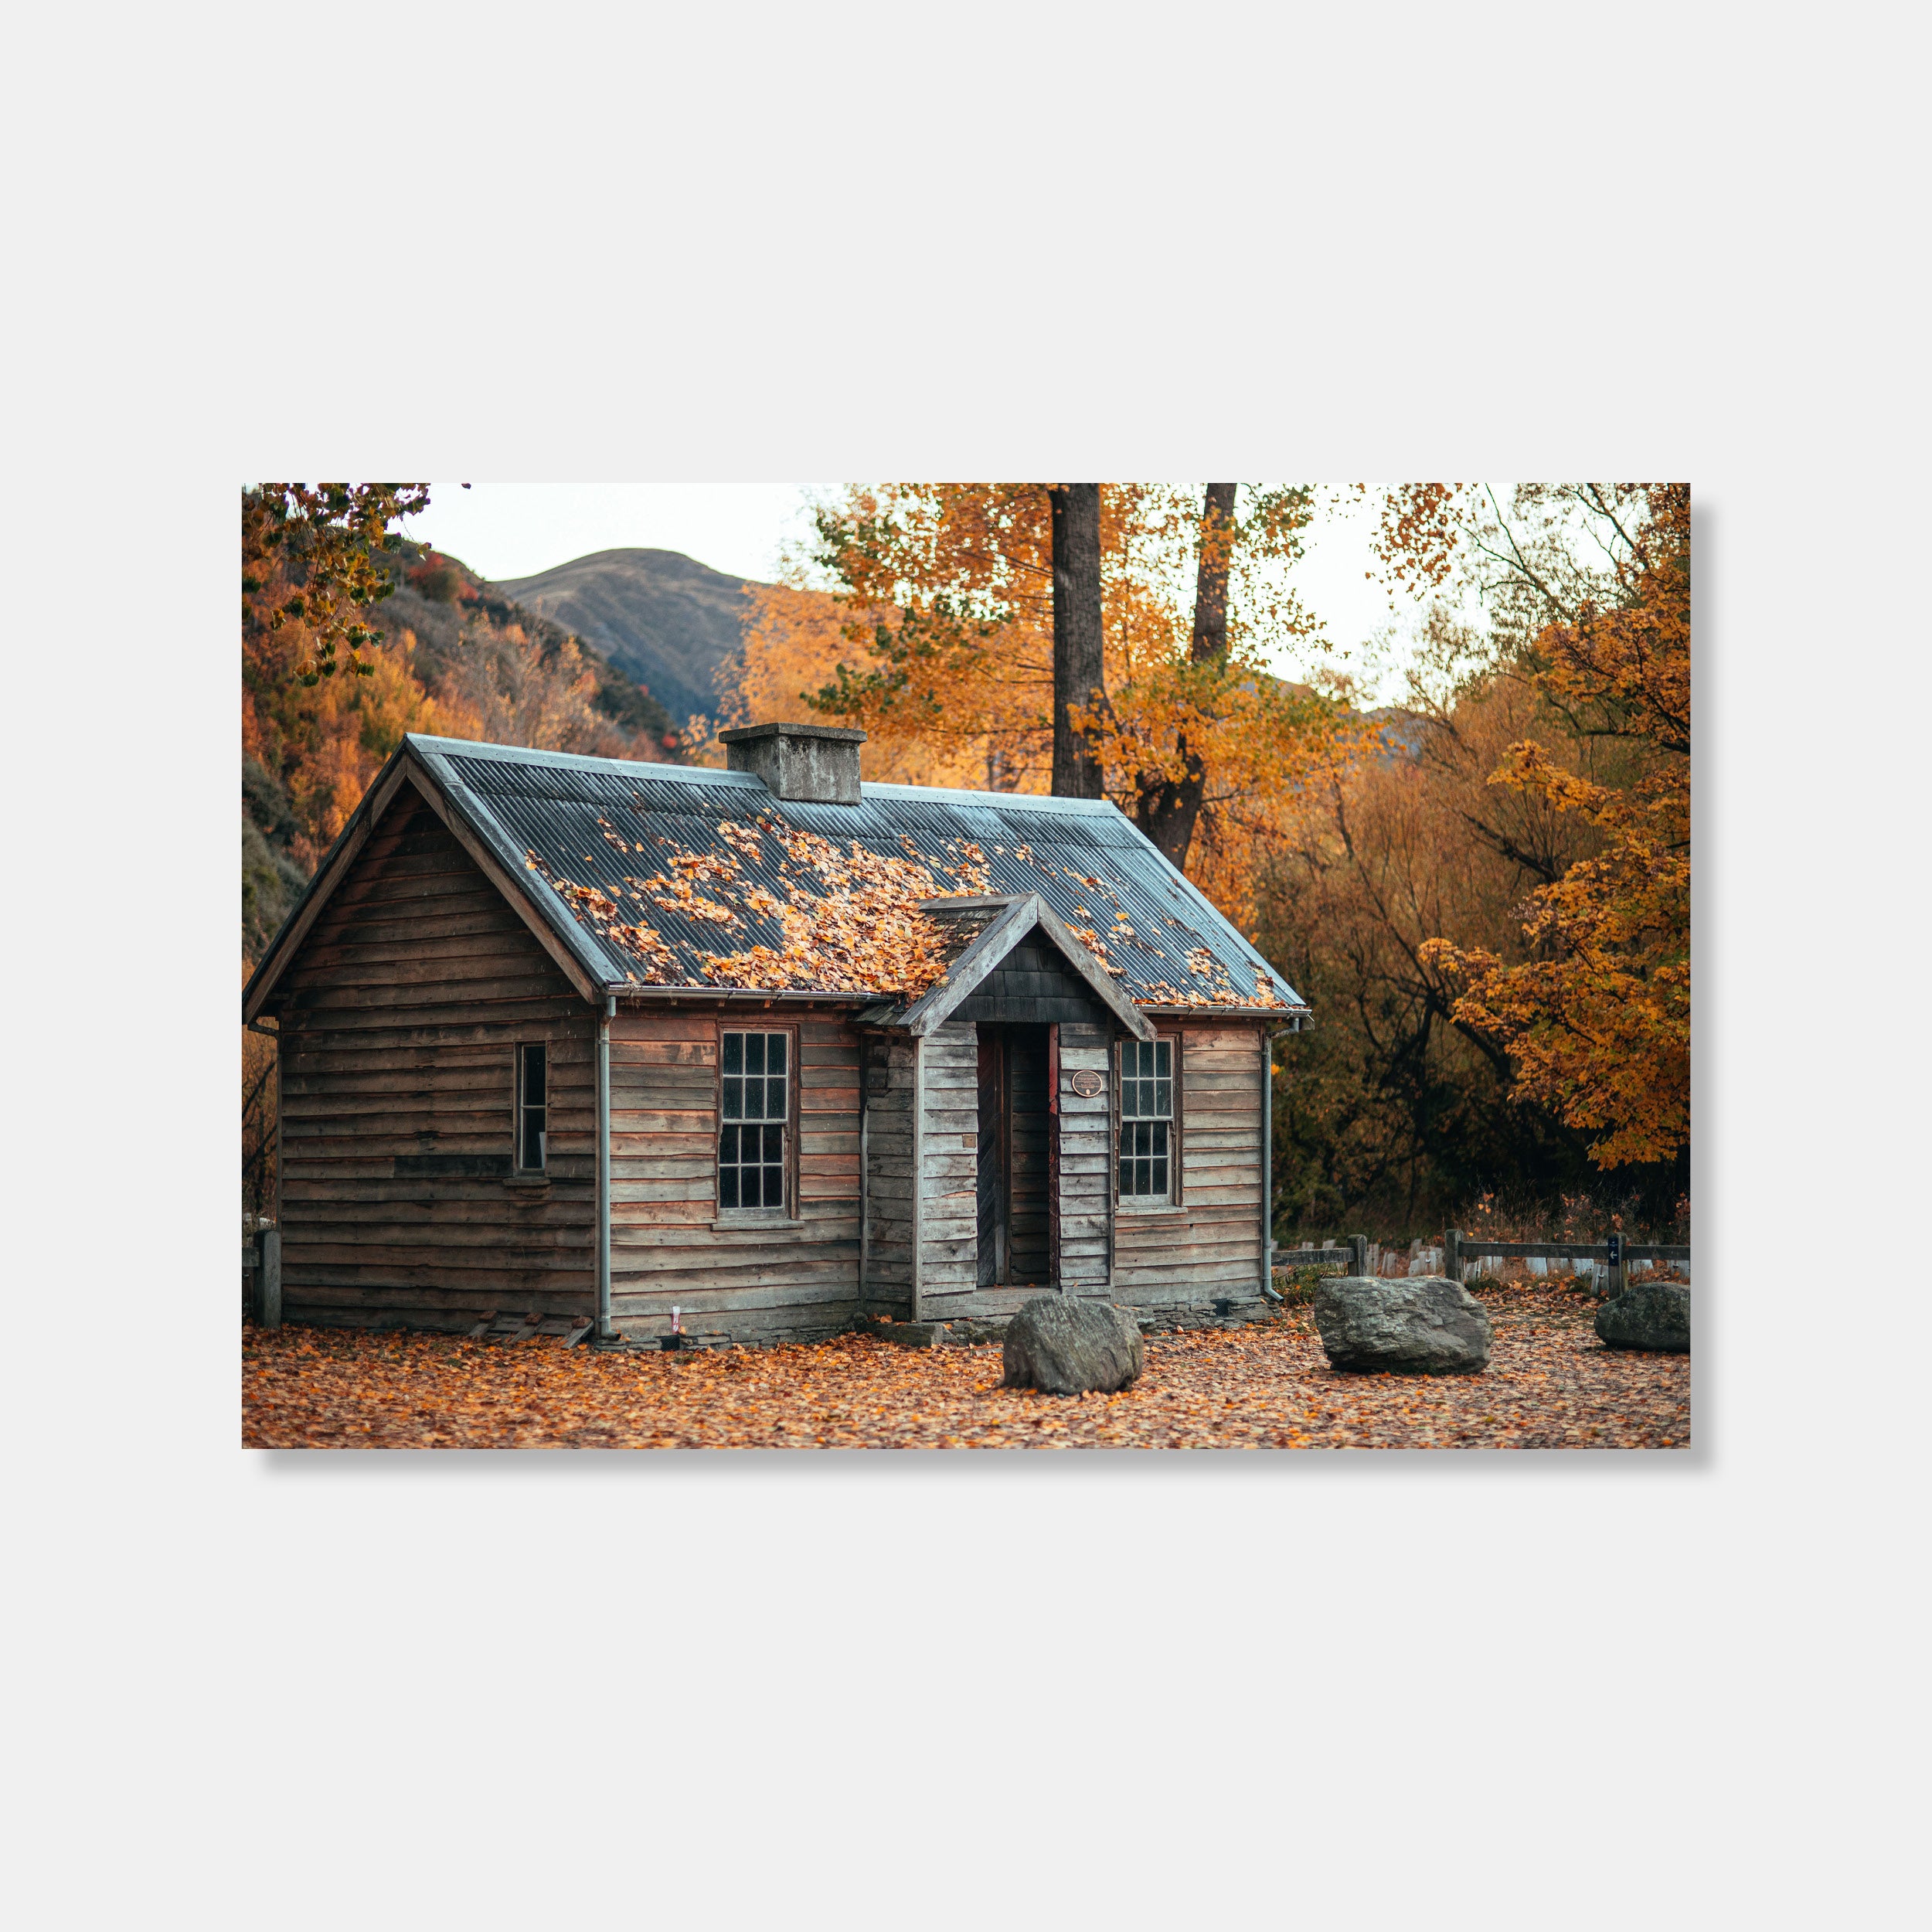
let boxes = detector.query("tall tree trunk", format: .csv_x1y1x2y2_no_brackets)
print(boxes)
1187,481,1238,664
1049,484,1107,799
1136,483,1236,868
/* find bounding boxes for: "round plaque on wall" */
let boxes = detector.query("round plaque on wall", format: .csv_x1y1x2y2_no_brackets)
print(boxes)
1070,1070,1104,1098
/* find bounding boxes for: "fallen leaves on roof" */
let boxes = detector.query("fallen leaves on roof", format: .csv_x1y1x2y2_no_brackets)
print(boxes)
942,839,992,893
1138,980,1202,1004
696,824,952,995
560,882,619,920
716,819,767,862
1066,925,1126,977
610,923,676,975
628,870,741,925
532,815,954,998
526,804,1294,1009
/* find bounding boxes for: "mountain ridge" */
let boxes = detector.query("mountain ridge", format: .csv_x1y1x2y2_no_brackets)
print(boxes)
493,546,767,728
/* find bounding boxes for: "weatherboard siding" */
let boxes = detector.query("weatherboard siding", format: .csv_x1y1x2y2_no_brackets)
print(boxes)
607,1006,864,1346
1056,1023,1114,1296
859,1032,917,1320
270,798,598,1331
914,1022,981,1320
1111,1025,1267,1308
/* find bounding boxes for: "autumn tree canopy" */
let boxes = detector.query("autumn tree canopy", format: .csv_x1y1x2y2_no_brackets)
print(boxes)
243,502,675,951
1368,484,1691,1168
242,485,430,683
1259,618,1624,1233
731,482,1355,923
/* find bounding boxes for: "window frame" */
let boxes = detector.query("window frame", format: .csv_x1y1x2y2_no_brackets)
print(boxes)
714,1021,799,1223
514,1040,549,1175
1116,1029,1182,1211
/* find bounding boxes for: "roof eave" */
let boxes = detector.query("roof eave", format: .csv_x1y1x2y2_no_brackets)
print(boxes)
1136,1002,1311,1022
604,984,872,1005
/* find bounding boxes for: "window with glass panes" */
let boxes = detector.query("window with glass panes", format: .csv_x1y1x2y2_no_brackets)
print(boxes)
515,1043,547,1172
1117,1038,1174,1200
719,1030,788,1211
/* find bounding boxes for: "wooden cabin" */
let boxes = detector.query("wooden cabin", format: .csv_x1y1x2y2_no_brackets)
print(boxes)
242,723,1311,1346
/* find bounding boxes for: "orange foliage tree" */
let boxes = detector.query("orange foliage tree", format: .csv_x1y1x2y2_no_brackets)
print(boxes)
1258,611,1631,1234
730,483,1356,925
245,519,655,899
242,485,430,682
1381,485,1691,1167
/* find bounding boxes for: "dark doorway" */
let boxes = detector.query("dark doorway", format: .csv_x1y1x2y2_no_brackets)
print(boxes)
977,1025,1052,1290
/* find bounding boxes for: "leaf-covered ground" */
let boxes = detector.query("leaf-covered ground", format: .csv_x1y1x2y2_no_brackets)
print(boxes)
243,1282,1688,1451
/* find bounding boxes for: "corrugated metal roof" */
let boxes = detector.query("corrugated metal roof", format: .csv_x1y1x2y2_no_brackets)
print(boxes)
407,735,1308,1016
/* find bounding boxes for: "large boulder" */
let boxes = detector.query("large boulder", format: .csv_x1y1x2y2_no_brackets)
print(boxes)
1596,1282,1691,1352
1002,1296,1145,1395
1313,1275,1492,1375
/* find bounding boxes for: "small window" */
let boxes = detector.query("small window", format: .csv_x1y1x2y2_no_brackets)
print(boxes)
516,1043,547,1172
720,1030,787,1212
1118,1037,1173,1200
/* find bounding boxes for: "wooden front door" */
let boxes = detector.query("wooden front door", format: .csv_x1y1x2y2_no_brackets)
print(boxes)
976,1032,1005,1288
976,1026,1052,1291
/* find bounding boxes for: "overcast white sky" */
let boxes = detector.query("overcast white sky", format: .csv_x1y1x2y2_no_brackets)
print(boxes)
403,482,1420,700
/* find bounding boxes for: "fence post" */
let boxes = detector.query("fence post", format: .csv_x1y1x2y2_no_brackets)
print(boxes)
257,1229,282,1329
1348,1233,1368,1278
1605,1230,1623,1300
1445,1228,1462,1284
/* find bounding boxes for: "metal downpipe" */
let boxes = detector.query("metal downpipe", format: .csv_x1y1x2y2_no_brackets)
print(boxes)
597,994,614,1339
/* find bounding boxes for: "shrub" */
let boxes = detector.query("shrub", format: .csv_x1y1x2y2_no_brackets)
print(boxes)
408,553,474,606
1271,1262,1347,1305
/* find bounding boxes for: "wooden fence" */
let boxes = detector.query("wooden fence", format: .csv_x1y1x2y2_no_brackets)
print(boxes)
1270,1237,1450,1280
1273,1232,1691,1298
1449,1232,1689,1297
1271,1239,1366,1277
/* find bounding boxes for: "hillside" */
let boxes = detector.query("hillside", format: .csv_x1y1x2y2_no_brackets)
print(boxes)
494,548,765,728
242,546,679,962
380,556,674,745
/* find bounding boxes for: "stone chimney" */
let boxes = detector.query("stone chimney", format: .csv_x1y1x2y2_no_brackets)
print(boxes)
718,722,866,804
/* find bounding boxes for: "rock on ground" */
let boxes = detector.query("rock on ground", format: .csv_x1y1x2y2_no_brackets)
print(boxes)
1002,1296,1145,1395
1313,1275,1492,1375
1596,1282,1691,1352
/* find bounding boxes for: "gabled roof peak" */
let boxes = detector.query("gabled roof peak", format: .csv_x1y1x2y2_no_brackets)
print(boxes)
895,892,1155,1040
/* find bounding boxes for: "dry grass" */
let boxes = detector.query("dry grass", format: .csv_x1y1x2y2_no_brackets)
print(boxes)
1452,1186,1692,1250
243,1281,1688,1451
